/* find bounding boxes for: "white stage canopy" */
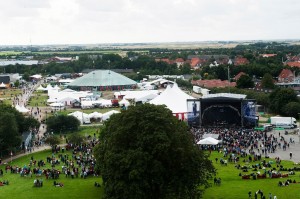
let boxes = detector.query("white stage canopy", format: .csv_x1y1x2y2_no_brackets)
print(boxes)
149,84,194,119
197,137,219,145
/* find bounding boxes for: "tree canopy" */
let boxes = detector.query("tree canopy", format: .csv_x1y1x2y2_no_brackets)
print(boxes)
46,115,80,133
0,104,39,155
94,104,215,199
261,73,275,89
236,75,254,88
269,88,298,114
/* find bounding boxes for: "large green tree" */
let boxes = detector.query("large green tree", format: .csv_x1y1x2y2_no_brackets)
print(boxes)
236,75,254,88
94,104,215,199
46,115,80,133
261,73,275,89
0,112,21,154
282,102,300,118
269,88,298,114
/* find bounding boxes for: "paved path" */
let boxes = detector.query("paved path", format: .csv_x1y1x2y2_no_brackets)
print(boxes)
1,145,51,164
265,129,300,163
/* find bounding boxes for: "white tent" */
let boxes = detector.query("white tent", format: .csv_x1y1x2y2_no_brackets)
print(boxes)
81,100,95,109
58,97,77,106
149,84,194,119
15,105,30,113
197,137,219,145
102,110,120,121
36,85,47,91
61,88,75,92
49,102,65,111
47,98,57,103
30,74,42,79
68,111,91,124
119,99,130,107
88,112,103,119
53,85,61,90
122,90,159,102
0,82,6,88
46,84,54,91
98,99,112,107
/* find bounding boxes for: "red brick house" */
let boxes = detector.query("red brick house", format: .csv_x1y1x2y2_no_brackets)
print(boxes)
234,56,249,66
191,79,236,88
278,69,294,83
233,72,247,81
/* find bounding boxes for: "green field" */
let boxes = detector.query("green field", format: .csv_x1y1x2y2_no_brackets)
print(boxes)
28,93,48,107
203,152,300,199
0,89,23,105
0,150,103,199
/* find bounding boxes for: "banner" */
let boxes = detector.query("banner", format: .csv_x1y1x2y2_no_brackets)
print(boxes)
242,100,258,127
187,99,201,127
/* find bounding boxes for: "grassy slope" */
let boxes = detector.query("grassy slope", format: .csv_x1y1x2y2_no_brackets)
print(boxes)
0,150,103,199
203,152,300,199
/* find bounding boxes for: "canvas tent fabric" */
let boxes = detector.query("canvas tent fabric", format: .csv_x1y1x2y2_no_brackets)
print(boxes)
36,85,47,91
88,112,103,119
149,84,195,114
15,105,30,113
67,70,137,90
119,99,130,107
68,111,91,124
197,137,219,145
0,82,6,88
102,110,120,121
202,134,219,139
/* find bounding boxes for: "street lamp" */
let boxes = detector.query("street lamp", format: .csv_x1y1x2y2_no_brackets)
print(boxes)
45,111,47,122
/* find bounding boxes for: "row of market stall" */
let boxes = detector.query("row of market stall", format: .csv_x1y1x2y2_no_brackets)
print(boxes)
68,110,120,124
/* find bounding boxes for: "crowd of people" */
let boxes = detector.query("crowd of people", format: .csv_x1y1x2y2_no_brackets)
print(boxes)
190,126,295,161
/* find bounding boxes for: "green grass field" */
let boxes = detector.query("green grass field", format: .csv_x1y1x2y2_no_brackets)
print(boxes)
28,93,48,107
0,150,103,199
0,89,22,105
203,152,300,199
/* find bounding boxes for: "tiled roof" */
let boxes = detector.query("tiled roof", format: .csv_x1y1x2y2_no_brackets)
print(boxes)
191,79,236,88
175,58,184,62
287,62,300,67
233,72,246,81
234,57,249,65
279,69,293,79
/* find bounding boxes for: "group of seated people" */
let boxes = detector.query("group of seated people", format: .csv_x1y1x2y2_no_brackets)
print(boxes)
33,179,43,187
53,181,64,187
0,180,9,186
278,179,297,186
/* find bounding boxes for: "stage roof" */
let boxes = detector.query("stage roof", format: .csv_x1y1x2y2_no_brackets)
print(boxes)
202,93,246,100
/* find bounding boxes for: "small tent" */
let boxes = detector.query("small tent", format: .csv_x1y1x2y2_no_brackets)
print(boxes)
197,137,219,145
119,99,130,107
0,82,6,88
88,112,103,119
36,85,47,91
68,111,91,124
102,110,120,121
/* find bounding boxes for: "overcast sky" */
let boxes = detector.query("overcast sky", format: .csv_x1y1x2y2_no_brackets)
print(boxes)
0,0,300,45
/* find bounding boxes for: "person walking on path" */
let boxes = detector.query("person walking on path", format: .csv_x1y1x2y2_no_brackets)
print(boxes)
290,152,293,159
